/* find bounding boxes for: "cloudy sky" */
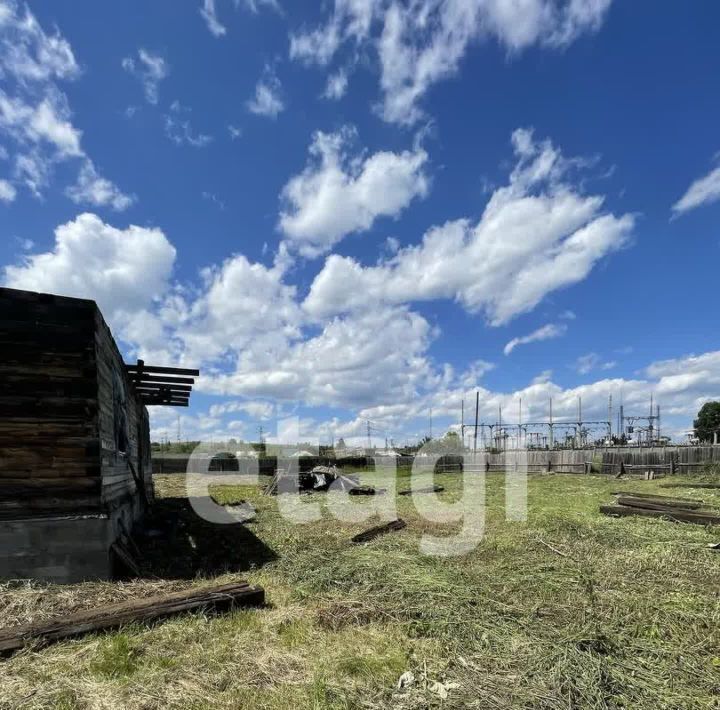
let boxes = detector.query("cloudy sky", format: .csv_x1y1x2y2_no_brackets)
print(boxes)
2,0,720,445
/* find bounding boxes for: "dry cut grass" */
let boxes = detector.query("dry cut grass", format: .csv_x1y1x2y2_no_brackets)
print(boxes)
1,469,719,709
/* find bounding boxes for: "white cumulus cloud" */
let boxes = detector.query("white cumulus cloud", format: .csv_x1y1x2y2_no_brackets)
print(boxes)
504,323,567,355
200,0,227,36
3,213,176,322
279,126,429,256
122,49,169,105
0,2,130,205
66,160,136,211
246,66,285,118
304,128,633,323
0,178,16,202
289,0,613,125
322,68,349,99
673,163,720,215
574,352,616,374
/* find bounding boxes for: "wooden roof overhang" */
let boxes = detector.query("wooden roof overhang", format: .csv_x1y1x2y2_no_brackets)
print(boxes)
125,359,199,407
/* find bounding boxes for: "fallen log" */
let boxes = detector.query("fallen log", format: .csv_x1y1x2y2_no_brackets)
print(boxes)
600,504,720,526
398,485,444,496
615,495,705,511
351,519,406,544
0,581,265,654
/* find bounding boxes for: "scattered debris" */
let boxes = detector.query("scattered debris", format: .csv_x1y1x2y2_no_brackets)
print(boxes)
264,466,381,496
707,542,720,551
351,519,407,544
398,485,444,496
397,671,416,689
428,680,460,700
0,581,265,654
601,492,720,525
535,537,575,560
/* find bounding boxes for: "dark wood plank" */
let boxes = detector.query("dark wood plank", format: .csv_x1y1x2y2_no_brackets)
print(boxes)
125,365,199,376
0,581,265,653
398,485,444,496
129,374,195,385
351,519,407,543
660,483,720,490
615,495,705,511
600,504,720,525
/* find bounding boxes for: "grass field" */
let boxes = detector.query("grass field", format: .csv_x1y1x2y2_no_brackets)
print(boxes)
1,470,719,709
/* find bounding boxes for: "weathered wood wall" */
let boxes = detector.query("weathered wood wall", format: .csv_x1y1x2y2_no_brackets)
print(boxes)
95,308,152,524
0,287,153,582
0,288,101,519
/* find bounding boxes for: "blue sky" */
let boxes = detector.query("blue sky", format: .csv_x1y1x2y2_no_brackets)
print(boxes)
2,0,720,445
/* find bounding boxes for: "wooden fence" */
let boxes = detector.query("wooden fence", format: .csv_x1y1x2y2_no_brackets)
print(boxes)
152,447,720,477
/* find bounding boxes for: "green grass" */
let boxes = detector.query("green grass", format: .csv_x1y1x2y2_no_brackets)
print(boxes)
1,470,719,709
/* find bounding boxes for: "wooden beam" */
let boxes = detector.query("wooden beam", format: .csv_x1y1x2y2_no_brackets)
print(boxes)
0,581,264,654
135,384,193,393
125,364,199,376
129,374,195,385
351,519,406,543
660,483,720,490
398,485,444,496
600,504,720,525
615,495,705,511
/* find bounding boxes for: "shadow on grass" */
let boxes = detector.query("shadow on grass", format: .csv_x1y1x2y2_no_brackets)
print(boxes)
134,496,278,580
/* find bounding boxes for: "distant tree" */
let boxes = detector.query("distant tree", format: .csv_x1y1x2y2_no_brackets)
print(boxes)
694,402,720,443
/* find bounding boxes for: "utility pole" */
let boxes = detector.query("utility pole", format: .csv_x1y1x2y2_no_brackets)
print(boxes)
367,420,371,450
608,394,613,441
473,391,479,455
429,408,433,440
461,398,464,447
577,396,582,448
518,397,522,449
549,397,553,449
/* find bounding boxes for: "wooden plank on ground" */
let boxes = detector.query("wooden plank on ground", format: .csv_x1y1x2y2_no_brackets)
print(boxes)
351,519,406,544
348,485,383,496
0,581,265,654
615,495,705,511
398,485,444,496
660,483,720,490
600,504,720,525
610,491,703,504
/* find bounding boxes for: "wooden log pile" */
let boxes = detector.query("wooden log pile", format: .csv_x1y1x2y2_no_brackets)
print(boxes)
600,492,720,525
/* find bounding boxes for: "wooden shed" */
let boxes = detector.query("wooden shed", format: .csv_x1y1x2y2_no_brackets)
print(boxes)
0,287,197,583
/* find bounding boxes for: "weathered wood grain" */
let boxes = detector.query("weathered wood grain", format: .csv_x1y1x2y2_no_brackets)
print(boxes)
0,581,265,654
